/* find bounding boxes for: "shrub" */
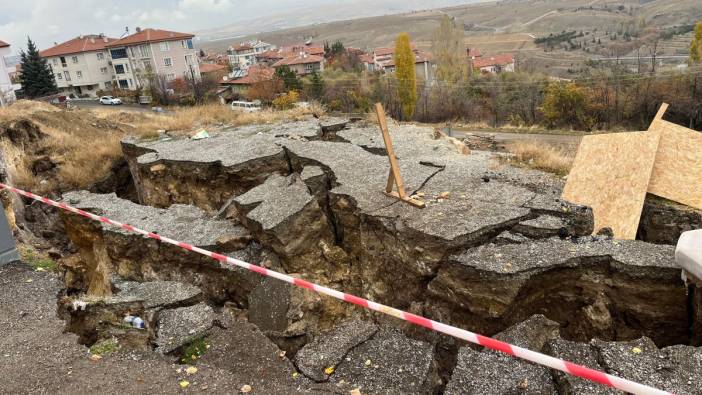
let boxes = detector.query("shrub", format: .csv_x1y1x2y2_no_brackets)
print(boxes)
273,91,300,110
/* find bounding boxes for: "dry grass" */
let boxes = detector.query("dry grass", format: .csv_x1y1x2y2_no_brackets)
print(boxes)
504,141,574,176
0,101,323,194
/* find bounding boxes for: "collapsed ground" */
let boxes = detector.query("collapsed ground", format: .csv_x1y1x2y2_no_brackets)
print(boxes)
2,107,702,394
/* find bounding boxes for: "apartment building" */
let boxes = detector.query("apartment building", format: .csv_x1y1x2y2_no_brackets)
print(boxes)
105,28,200,90
227,40,276,70
40,35,117,97
0,40,16,106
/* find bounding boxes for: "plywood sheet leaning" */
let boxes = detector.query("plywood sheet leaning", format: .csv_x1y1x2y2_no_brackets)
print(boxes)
562,131,660,240
647,119,702,210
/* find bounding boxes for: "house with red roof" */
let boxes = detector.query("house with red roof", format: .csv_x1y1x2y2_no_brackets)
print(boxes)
39,34,118,97
0,39,16,105
272,53,325,76
104,28,200,90
199,63,229,81
227,40,276,70
472,53,515,74
372,45,433,81
220,65,275,94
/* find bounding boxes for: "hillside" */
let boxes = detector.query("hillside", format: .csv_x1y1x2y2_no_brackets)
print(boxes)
199,0,702,77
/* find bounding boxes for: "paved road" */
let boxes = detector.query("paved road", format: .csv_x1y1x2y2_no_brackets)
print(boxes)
69,100,155,113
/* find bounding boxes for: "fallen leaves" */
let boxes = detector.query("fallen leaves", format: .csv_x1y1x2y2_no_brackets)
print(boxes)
179,380,190,389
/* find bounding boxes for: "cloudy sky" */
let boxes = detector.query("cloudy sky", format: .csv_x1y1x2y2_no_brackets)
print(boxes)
0,0,479,54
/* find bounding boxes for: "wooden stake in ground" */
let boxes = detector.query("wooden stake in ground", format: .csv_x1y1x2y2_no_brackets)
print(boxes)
374,103,425,208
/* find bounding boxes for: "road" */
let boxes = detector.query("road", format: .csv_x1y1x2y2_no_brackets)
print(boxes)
69,100,155,113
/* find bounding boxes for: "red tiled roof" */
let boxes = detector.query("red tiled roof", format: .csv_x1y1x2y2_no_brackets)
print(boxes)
379,51,431,67
359,54,374,63
257,49,284,60
39,35,117,57
106,28,194,47
473,54,514,69
222,66,274,85
0,40,9,48
231,43,253,51
272,54,324,67
199,63,228,74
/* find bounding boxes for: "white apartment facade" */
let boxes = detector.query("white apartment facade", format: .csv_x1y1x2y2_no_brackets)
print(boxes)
105,28,201,90
227,40,276,70
0,40,18,105
40,35,117,97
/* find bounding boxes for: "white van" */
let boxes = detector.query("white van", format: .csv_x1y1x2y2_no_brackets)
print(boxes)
230,100,262,112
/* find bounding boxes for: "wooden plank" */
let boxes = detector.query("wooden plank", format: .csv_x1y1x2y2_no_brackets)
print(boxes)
375,103,406,198
648,119,702,210
647,102,669,131
562,131,660,240
384,191,426,208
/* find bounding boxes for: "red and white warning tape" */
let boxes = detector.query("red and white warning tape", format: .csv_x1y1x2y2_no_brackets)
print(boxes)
1,182,670,395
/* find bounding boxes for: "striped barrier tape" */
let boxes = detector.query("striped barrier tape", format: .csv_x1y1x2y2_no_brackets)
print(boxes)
1,182,670,395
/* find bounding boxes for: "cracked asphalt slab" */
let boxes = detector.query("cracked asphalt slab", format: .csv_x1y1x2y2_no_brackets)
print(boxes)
0,262,336,394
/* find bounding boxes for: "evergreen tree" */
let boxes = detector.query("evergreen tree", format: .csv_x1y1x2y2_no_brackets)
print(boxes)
19,37,57,98
432,15,468,83
308,71,324,100
689,22,702,63
274,65,301,91
394,32,417,120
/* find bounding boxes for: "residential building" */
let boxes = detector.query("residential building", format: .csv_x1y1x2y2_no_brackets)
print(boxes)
199,63,229,81
472,54,515,74
0,40,16,106
39,34,118,97
227,40,276,70
220,65,274,97
373,46,433,81
105,28,200,90
272,53,325,76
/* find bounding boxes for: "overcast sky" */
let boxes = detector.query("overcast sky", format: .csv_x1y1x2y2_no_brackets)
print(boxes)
0,0,480,54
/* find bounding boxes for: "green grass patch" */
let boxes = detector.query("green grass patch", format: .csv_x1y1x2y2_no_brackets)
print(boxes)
180,337,210,364
90,338,120,355
19,246,57,272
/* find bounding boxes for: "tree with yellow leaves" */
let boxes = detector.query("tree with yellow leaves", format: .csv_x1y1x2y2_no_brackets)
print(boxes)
690,22,702,63
394,32,417,120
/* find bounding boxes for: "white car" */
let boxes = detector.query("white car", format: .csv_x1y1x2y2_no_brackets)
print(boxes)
231,100,261,112
99,96,122,105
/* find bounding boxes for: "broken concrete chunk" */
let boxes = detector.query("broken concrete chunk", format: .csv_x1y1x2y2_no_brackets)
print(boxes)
110,280,202,309
319,117,349,134
295,320,378,382
446,316,559,395
513,214,568,238
545,338,618,394
329,328,437,394
156,302,214,354
593,337,702,394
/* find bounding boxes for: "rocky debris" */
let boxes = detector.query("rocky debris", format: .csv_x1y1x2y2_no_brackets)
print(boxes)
156,302,214,354
295,320,379,382
513,214,568,238
319,117,349,137
328,328,438,394
638,196,702,245
461,133,506,152
59,191,260,304
428,237,689,346
445,315,560,395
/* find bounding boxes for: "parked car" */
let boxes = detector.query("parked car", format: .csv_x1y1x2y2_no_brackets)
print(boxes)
231,100,261,112
99,96,122,105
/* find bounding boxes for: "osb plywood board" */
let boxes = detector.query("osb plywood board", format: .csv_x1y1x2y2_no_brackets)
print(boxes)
562,131,660,240
648,120,702,210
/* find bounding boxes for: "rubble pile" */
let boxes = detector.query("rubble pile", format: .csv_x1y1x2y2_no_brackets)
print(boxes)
54,117,702,393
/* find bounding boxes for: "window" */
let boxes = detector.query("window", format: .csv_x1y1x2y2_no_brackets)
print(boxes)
181,40,186,48
159,42,170,52
184,54,193,65
104,82,111,89
100,67,108,74
165,73,175,81
52,58,58,65
56,73,62,80
142,60,151,70
114,64,125,74
164,57,173,67
76,71,83,79
71,56,78,63
60,56,67,67
110,48,128,59
186,39,193,49
138,44,150,57
63,71,71,81
118,79,129,89
97,52,105,61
